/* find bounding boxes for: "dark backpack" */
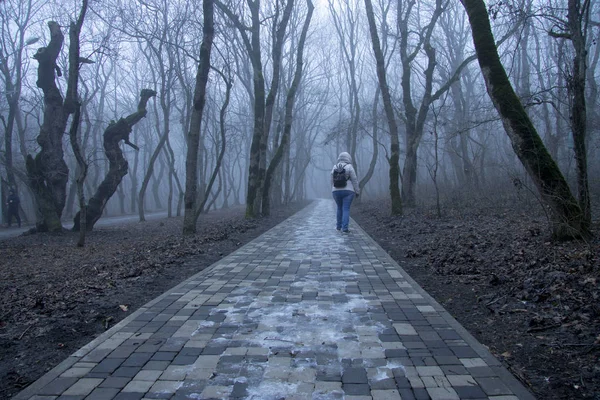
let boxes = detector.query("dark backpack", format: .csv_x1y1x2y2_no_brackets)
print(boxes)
333,163,348,188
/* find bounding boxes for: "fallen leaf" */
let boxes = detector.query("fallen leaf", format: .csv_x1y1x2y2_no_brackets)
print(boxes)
119,305,129,312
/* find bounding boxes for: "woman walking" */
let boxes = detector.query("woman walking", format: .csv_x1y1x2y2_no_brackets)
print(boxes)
331,152,360,233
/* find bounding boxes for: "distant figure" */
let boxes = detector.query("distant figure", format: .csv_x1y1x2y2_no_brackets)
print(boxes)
331,151,360,233
6,189,21,228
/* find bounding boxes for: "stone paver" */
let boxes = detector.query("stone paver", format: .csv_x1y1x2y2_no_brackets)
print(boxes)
14,200,535,400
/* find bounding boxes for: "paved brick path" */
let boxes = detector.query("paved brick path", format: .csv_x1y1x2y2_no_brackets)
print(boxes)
15,200,535,400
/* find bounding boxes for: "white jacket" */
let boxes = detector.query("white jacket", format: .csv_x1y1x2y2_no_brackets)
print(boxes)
331,152,360,194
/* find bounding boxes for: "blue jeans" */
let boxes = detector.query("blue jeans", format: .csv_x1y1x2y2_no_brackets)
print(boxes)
332,190,355,231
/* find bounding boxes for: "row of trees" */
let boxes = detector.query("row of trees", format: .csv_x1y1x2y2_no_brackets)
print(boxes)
1,0,599,241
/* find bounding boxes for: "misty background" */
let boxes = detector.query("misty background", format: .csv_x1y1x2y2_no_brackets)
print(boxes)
1,0,598,237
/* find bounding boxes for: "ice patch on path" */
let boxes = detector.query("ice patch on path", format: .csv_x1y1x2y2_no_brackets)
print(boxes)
369,361,406,382
244,294,380,349
191,257,400,397
246,381,298,399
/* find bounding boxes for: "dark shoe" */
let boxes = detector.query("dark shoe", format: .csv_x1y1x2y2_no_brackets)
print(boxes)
342,229,350,233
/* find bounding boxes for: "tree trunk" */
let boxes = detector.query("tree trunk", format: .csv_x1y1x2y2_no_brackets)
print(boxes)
165,137,183,217
117,183,126,214
398,0,444,207
262,0,313,216
130,129,140,214
26,21,70,232
73,89,155,231
183,0,214,234
328,0,361,163
566,0,591,224
65,1,88,245
3,95,18,189
460,0,589,239
151,156,165,210
138,118,169,222
358,87,380,192
364,0,402,215
216,0,294,218
69,105,87,245
0,0,35,191
256,0,296,216
216,0,266,219
195,70,231,218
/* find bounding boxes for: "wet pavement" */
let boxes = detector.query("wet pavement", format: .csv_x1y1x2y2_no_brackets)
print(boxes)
14,199,535,400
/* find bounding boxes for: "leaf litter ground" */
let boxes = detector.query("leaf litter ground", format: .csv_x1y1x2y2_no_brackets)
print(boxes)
0,202,308,399
353,199,599,400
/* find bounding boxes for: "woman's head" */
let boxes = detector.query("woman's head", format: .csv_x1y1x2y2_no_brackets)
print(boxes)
337,152,352,164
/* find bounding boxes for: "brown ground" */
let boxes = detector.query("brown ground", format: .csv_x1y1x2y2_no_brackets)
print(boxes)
353,198,600,400
1,198,598,399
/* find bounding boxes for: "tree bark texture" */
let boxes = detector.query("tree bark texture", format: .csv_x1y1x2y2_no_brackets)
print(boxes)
72,89,156,231
26,21,70,232
567,0,591,225
69,105,87,245
183,0,214,234
460,0,589,239
66,0,89,245
364,0,402,215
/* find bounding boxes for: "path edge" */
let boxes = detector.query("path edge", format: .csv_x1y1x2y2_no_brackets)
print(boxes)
352,217,537,400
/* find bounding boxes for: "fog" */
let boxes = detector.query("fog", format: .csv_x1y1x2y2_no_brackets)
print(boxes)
1,0,598,236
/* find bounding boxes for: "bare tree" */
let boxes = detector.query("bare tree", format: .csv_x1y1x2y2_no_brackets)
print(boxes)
548,0,593,225
363,0,402,214
26,13,86,231
262,0,314,216
0,0,42,191
66,0,89,246
183,0,214,234
215,0,295,218
195,67,232,217
328,0,363,163
72,89,155,231
460,0,589,239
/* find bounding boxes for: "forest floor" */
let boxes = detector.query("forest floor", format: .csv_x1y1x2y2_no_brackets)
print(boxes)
354,198,600,400
0,198,598,399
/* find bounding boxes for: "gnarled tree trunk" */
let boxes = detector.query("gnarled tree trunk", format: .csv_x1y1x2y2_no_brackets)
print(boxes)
72,89,156,231
25,21,71,232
